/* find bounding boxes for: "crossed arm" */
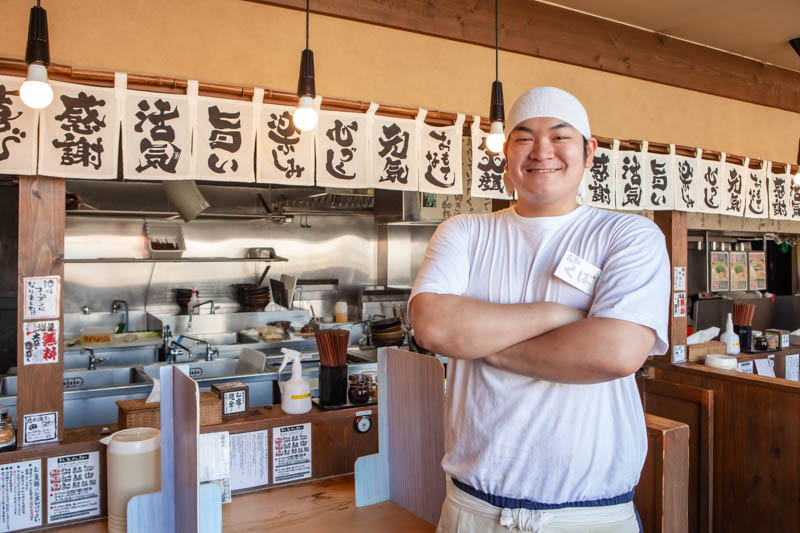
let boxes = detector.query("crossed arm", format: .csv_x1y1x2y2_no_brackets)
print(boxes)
409,292,656,384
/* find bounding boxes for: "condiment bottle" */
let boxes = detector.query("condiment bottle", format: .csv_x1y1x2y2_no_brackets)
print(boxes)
335,301,348,323
720,313,740,355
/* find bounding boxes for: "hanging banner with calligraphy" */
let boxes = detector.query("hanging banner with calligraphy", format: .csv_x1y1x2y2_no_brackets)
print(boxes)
123,89,195,180
720,155,746,217
0,75,38,176
580,141,616,209
744,162,768,219
642,143,675,210
469,115,510,200
697,151,722,215
194,96,255,182
790,180,800,221
38,81,120,179
767,163,791,220
673,151,700,212
418,113,464,195
257,103,315,186
370,109,425,192
615,145,644,210
314,103,376,189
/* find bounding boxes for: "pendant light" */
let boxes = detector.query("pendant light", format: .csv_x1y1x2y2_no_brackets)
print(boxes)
484,0,505,154
292,0,318,132
19,1,53,109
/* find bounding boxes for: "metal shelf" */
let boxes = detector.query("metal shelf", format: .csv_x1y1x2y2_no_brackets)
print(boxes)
64,257,288,264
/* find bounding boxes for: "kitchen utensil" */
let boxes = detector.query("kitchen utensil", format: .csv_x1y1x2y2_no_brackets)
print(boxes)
270,279,288,308
257,265,271,287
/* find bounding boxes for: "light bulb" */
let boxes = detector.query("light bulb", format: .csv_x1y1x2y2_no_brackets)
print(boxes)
292,96,318,132
19,63,53,109
485,120,505,154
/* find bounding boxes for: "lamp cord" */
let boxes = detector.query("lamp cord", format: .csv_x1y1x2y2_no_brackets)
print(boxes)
306,0,310,50
495,0,499,82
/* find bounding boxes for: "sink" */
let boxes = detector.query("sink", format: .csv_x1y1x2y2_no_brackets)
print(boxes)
1,366,150,395
177,332,240,345
141,358,241,380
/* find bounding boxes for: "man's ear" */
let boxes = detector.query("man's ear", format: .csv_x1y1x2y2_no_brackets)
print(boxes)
503,169,515,198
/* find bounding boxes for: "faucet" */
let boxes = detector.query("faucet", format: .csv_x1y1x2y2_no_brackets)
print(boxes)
82,348,108,370
81,305,91,315
193,300,221,315
181,335,219,361
111,299,129,332
168,340,193,361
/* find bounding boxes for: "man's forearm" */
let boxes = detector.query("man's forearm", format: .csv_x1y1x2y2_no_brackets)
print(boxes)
409,293,584,359
483,317,656,384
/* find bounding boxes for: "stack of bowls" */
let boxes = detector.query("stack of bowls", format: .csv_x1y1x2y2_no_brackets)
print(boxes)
234,284,271,312
175,288,194,315
370,316,405,347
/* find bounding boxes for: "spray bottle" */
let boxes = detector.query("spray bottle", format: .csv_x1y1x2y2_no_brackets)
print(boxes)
278,348,312,414
720,312,740,355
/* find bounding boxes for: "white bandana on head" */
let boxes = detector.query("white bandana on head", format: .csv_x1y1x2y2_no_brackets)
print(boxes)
504,87,591,140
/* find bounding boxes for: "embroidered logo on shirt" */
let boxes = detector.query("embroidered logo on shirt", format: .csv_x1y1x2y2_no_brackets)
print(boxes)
554,251,601,296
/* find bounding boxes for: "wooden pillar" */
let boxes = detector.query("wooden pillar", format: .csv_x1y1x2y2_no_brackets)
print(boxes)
654,210,688,361
17,175,65,446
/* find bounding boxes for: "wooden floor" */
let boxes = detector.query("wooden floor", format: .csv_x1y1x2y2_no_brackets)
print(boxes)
48,475,435,532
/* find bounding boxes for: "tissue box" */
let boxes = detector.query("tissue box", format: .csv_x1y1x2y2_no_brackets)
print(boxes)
117,392,222,429
687,341,727,363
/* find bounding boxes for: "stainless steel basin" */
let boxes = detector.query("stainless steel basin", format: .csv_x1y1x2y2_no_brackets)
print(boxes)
1,366,150,395
177,332,240,346
141,358,241,380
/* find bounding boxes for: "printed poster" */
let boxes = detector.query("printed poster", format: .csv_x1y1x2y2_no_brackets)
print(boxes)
272,423,311,484
198,432,231,503
710,251,729,292
230,430,269,490
0,459,42,532
46,452,100,524
22,321,59,365
748,252,766,290
729,251,748,291
23,276,60,320
673,291,686,318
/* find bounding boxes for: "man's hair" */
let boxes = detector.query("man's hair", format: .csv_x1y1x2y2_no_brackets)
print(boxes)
583,137,590,162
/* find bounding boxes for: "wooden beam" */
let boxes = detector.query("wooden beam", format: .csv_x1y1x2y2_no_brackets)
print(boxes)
251,0,800,114
17,175,65,446
654,210,688,354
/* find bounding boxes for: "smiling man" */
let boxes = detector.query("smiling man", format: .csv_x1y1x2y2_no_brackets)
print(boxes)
409,87,670,532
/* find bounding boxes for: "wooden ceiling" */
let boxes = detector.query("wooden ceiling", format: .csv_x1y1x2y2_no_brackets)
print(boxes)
540,0,800,72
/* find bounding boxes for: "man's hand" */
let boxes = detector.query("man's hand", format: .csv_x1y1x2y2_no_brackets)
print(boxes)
409,292,586,359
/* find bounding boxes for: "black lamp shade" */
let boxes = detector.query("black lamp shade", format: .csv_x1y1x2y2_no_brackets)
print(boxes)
296,48,316,98
790,37,800,58
489,80,504,123
25,5,50,67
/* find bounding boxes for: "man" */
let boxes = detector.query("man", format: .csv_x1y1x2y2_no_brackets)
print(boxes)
409,87,670,532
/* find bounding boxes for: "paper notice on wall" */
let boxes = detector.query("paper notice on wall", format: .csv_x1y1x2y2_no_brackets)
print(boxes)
22,321,59,366
198,432,231,503
23,276,60,320
23,412,58,445
272,423,311,484
0,459,42,532
46,452,100,524
785,354,799,382
729,252,748,292
230,430,269,491
673,266,687,291
673,292,686,318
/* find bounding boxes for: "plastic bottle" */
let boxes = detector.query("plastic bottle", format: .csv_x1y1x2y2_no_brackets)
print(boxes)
720,313,740,355
278,348,312,414
188,290,200,316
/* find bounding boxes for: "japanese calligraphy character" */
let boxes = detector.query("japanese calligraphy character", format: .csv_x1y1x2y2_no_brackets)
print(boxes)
134,99,181,173
621,154,642,207
650,159,668,206
726,167,743,213
207,105,242,173
325,119,358,180
424,130,454,188
52,133,104,169
703,165,719,209
55,92,106,135
773,176,787,217
792,186,800,218
747,172,764,215
677,160,695,209
476,137,506,193
377,123,410,184
267,111,305,179
0,84,26,162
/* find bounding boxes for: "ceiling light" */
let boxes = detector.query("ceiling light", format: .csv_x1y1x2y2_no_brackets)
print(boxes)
292,0,317,132
485,0,504,154
20,1,53,109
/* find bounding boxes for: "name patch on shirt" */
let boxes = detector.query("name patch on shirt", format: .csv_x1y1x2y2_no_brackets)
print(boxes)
554,251,601,296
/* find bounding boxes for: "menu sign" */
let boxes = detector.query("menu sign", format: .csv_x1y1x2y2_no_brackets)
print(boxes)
23,276,60,320
748,252,766,290
272,423,311,484
710,251,729,292
46,452,100,524
729,252,748,291
0,459,42,532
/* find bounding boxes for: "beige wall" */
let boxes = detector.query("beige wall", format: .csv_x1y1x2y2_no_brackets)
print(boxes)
2,0,799,165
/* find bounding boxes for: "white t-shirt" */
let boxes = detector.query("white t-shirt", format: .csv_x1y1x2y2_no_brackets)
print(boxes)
410,205,670,504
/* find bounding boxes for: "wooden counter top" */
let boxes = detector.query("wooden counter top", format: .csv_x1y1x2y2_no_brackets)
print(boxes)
47,475,434,533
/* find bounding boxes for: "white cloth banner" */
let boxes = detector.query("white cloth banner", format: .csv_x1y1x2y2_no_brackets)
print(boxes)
720,156,746,217
789,181,800,221
419,113,465,195
38,81,120,179
315,103,376,189
643,144,674,210
697,152,722,214
469,116,511,200
194,95,255,182
370,110,425,191
123,89,194,180
615,146,645,210
673,152,701,212
768,163,792,220
0,75,38,176
257,103,315,186
744,163,768,219
580,142,616,209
